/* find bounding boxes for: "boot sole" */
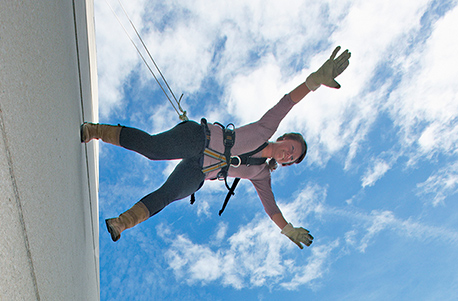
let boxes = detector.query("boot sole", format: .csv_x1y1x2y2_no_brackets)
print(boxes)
80,123,86,143
105,218,121,242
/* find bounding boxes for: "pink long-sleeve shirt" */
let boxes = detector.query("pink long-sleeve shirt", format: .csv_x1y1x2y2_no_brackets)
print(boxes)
203,94,297,217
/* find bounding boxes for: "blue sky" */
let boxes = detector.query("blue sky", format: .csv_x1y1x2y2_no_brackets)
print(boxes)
94,0,458,300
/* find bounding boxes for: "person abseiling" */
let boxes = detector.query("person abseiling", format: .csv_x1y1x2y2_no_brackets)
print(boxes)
81,46,351,249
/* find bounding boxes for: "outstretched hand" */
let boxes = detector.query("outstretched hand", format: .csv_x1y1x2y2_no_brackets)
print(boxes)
281,223,314,249
306,46,351,91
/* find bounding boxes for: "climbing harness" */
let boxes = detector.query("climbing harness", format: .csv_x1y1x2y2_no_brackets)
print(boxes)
191,119,269,215
105,0,188,121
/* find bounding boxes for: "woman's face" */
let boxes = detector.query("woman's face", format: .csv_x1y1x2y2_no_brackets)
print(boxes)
272,139,303,164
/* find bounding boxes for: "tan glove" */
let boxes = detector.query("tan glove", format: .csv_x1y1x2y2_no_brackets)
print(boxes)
281,223,314,249
305,46,351,91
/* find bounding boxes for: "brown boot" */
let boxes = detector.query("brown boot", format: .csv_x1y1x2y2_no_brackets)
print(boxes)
105,202,150,242
80,123,122,145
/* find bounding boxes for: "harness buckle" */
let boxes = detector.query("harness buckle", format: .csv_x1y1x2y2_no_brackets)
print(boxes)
230,156,241,168
217,171,226,181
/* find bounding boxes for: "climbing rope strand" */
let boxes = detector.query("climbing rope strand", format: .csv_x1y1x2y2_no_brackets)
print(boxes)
105,0,180,115
105,0,188,120
116,0,180,105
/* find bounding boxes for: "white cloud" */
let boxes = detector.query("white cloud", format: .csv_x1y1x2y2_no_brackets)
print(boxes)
196,198,212,218
361,158,391,188
95,0,148,118
416,162,458,206
280,240,340,290
96,0,439,168
226,56,289,124
386,4,458,160
340,208,458,253
162,160,180,178
278,183,327,224
160,218,285,289
358,210,395,252
344,230,357,247
159,184,331,289
213,221,228,243
158,181,458,290
280,0,432,167
222,0,434,167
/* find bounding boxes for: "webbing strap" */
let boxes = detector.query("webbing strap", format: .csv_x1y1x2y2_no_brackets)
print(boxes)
219,178,240,216
201,142,269,174
203,148,226,161
202,161,228,174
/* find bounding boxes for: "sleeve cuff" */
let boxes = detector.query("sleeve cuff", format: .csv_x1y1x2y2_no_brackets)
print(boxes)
281,223,294,234
305,74,320,91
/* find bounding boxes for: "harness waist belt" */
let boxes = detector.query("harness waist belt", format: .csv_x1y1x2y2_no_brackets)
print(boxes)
195,118,268,215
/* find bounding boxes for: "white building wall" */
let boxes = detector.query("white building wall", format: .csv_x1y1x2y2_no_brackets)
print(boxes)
0,0,99,300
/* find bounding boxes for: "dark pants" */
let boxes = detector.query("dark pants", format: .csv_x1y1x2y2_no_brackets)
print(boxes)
119,121,206,216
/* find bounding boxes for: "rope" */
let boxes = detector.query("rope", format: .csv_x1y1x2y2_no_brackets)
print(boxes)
105,0,188,121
